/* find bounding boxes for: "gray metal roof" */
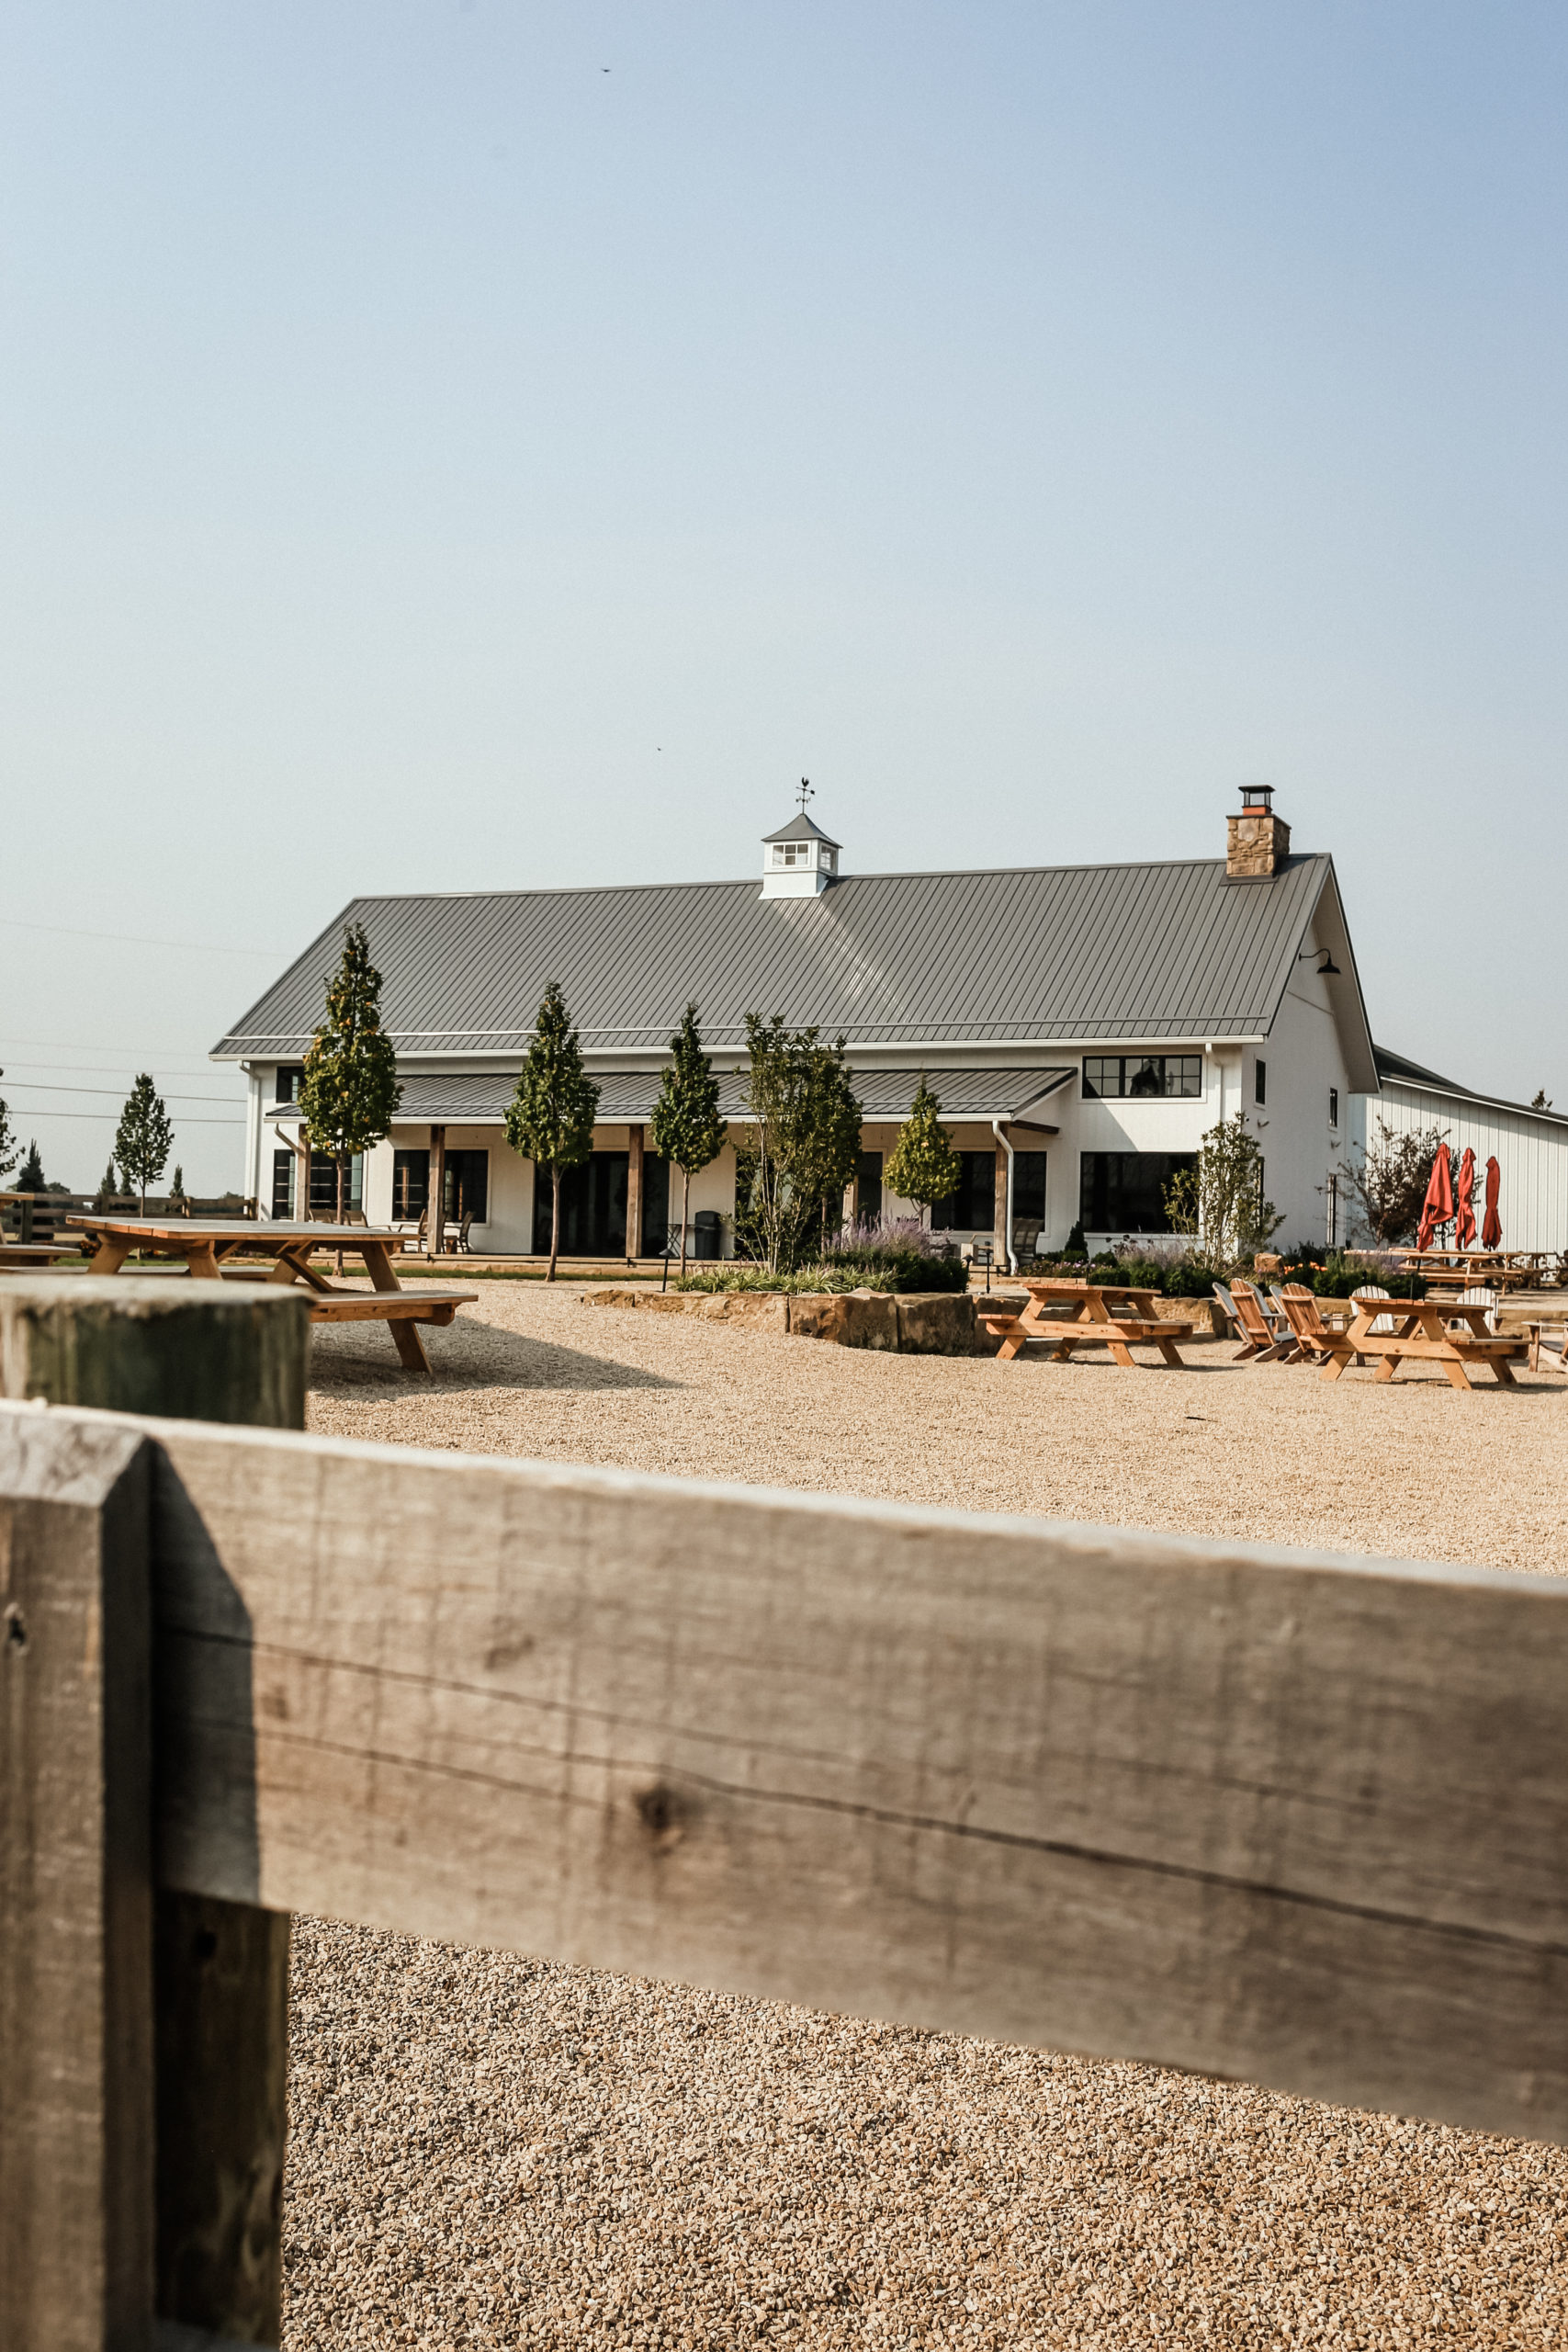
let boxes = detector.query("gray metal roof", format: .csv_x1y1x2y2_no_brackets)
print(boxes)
762,810,840,846
217,852,1374,1081
1374,1046,1568,1131
269,1065,1075,1126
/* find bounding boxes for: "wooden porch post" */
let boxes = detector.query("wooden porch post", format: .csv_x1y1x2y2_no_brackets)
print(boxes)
626,1125,644,1266
995,1141,1010,1265
428,1125,447,1260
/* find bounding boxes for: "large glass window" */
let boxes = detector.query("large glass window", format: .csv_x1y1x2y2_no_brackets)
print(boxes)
1012,1151,1047,1223
391,1149,428,1220
931,1150,998,1232
306,1151,362,1216
534,1151,628,1256
1082,1056,1202,1099
1078,1151,1197,1234
444,1150,489,1223
857,1151,883,1225
271,1149,294,1220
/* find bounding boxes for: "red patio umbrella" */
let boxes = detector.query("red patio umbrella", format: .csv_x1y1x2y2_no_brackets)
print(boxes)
1482,1155,1503,1250
1453,1147,1477,1249
1416,1143,1454,1251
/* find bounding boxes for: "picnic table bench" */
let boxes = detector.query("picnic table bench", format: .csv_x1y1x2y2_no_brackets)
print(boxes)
980,1279,1194,1368
0,1239,89,1270
66,1216,476,1372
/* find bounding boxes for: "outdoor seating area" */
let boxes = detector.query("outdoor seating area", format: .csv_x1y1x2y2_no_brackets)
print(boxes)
1218,1276,1527,1392
67,1214,477,1373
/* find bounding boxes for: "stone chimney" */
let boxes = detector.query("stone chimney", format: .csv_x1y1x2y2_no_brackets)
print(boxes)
1225,785,1291,880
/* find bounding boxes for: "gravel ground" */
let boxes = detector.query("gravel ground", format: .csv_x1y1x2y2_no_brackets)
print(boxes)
284,1283,1568,2347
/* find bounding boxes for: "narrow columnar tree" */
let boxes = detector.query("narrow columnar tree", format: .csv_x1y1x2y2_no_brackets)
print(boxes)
113,1078,174,1216
1164,1110,1282,1276
740,1016,863,1272
299,922,402,1222
0,1088,17,1185
884,1075,963,1227
505,981,600,1281
650,1004,728,1277
95,1159,118,1206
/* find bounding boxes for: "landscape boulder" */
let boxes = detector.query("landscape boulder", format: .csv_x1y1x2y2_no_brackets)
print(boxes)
895,1292,978,1354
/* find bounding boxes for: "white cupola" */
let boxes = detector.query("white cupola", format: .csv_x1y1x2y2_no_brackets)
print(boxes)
761,787,840,899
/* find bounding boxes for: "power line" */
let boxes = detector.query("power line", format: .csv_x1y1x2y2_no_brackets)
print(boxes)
7,1108,244,1125
3,1080,243,1104
0,914,290,957
0,1031,227,1057
0,1056,225,1080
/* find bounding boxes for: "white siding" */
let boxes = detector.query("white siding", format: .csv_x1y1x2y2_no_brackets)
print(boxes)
1348,1086,1568,1254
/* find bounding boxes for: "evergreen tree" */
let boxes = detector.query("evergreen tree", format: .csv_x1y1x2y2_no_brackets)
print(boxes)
298,923,401,1221
95,1159,118,1207
884,1075,963,1224
0,1090,17,1185
170,1163,187,1205
17,1137,45,1193
649,1005,728,1276
504,981,600,1281
113,1079,173,1215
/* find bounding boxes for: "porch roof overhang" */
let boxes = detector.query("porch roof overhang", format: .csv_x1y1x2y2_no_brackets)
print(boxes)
267,1065,1077,1130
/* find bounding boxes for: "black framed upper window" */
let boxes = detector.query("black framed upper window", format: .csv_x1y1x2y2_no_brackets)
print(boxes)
273,1064,305,1104
1082,1055,1202,1100
1254,1059,1267,1107
1328,1086,1339,1127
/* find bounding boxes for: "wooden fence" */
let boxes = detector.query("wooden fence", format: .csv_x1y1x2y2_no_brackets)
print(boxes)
3,1280,1567,2350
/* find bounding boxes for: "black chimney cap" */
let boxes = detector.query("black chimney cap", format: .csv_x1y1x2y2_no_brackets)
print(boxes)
1240,784,1275,811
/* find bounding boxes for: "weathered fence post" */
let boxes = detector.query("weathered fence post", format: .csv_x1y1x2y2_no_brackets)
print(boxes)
0,1276,311,2351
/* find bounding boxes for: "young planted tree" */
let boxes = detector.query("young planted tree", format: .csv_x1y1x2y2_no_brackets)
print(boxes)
505,981,600,1281
0,1091,18,1186
298,922,402,1222
649,1004,728,1277
1163,1110,1282,1277
884,1075,963,1227
170,1163,187,1205
95,1159,118,1207
113,1079,174,1216
1335,1118,1450,1247
739,1015,864,1273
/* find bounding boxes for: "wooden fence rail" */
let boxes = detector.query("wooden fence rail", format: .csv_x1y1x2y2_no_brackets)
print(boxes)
4,1281,1568,2348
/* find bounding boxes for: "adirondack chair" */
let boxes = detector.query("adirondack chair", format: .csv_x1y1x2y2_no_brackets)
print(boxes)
1528,1323,1568,1374
1452,1284,1499,1334
1276,1284,1341,1367
1226,1281,1298,1363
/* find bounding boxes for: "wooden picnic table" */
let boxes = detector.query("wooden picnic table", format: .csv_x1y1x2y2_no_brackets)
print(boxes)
1395,1251,1544,1295
980,1279,1194,1369
1318,1295,1526,1390
67,1216,476,1374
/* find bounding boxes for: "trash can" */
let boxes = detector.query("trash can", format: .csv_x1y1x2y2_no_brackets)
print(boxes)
694,1211,722,1261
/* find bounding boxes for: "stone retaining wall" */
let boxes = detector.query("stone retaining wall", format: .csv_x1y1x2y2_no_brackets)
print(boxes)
584,1287,977,1352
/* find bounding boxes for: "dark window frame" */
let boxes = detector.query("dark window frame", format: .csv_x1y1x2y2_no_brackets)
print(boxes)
1328,1085,1339,1128
1082,1055,1203,1101
1254,1058,1267,1107
930,1149,998,1233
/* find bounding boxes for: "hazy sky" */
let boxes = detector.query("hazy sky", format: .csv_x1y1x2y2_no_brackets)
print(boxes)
4,3,1564,1190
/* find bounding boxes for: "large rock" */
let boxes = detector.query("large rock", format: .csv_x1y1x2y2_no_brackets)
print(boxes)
787,1290,899,1349
696,1292,789,1330
896,1292,978,1354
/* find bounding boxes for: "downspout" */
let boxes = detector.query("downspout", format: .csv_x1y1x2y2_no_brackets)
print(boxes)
992,1119,1016,1274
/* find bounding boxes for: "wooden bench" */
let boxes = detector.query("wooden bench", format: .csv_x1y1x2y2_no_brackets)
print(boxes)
304,1287,475,1329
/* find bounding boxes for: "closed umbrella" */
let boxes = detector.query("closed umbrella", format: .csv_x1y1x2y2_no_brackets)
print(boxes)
1453,1147,1477,1250
1416,1143,1454,1251
1482,1155,1503,1250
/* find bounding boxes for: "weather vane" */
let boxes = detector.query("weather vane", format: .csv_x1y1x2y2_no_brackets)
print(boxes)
796,776,814,814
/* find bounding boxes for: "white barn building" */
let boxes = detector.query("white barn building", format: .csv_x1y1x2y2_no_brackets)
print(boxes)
1348,1048,1568,1258
216,788,1385,1263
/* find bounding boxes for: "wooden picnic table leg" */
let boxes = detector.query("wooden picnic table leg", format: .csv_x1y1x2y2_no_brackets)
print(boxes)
1439,1353,1474,1392
186,1241,223,1281
85,1235,133,1275
1084,1302,1137,1370
1154,1331,1186,1368
1374,1353,1401,1383
1490,1355,1518,1387
358,1237,431,1372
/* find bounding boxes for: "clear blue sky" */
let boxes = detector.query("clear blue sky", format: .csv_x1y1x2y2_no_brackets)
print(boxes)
3,3,1564,1190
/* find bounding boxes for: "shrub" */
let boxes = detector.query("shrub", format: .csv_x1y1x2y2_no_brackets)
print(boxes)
818,1234,967,1294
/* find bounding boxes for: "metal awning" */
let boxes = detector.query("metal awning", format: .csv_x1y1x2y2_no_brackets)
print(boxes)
268,1066,1076,1129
